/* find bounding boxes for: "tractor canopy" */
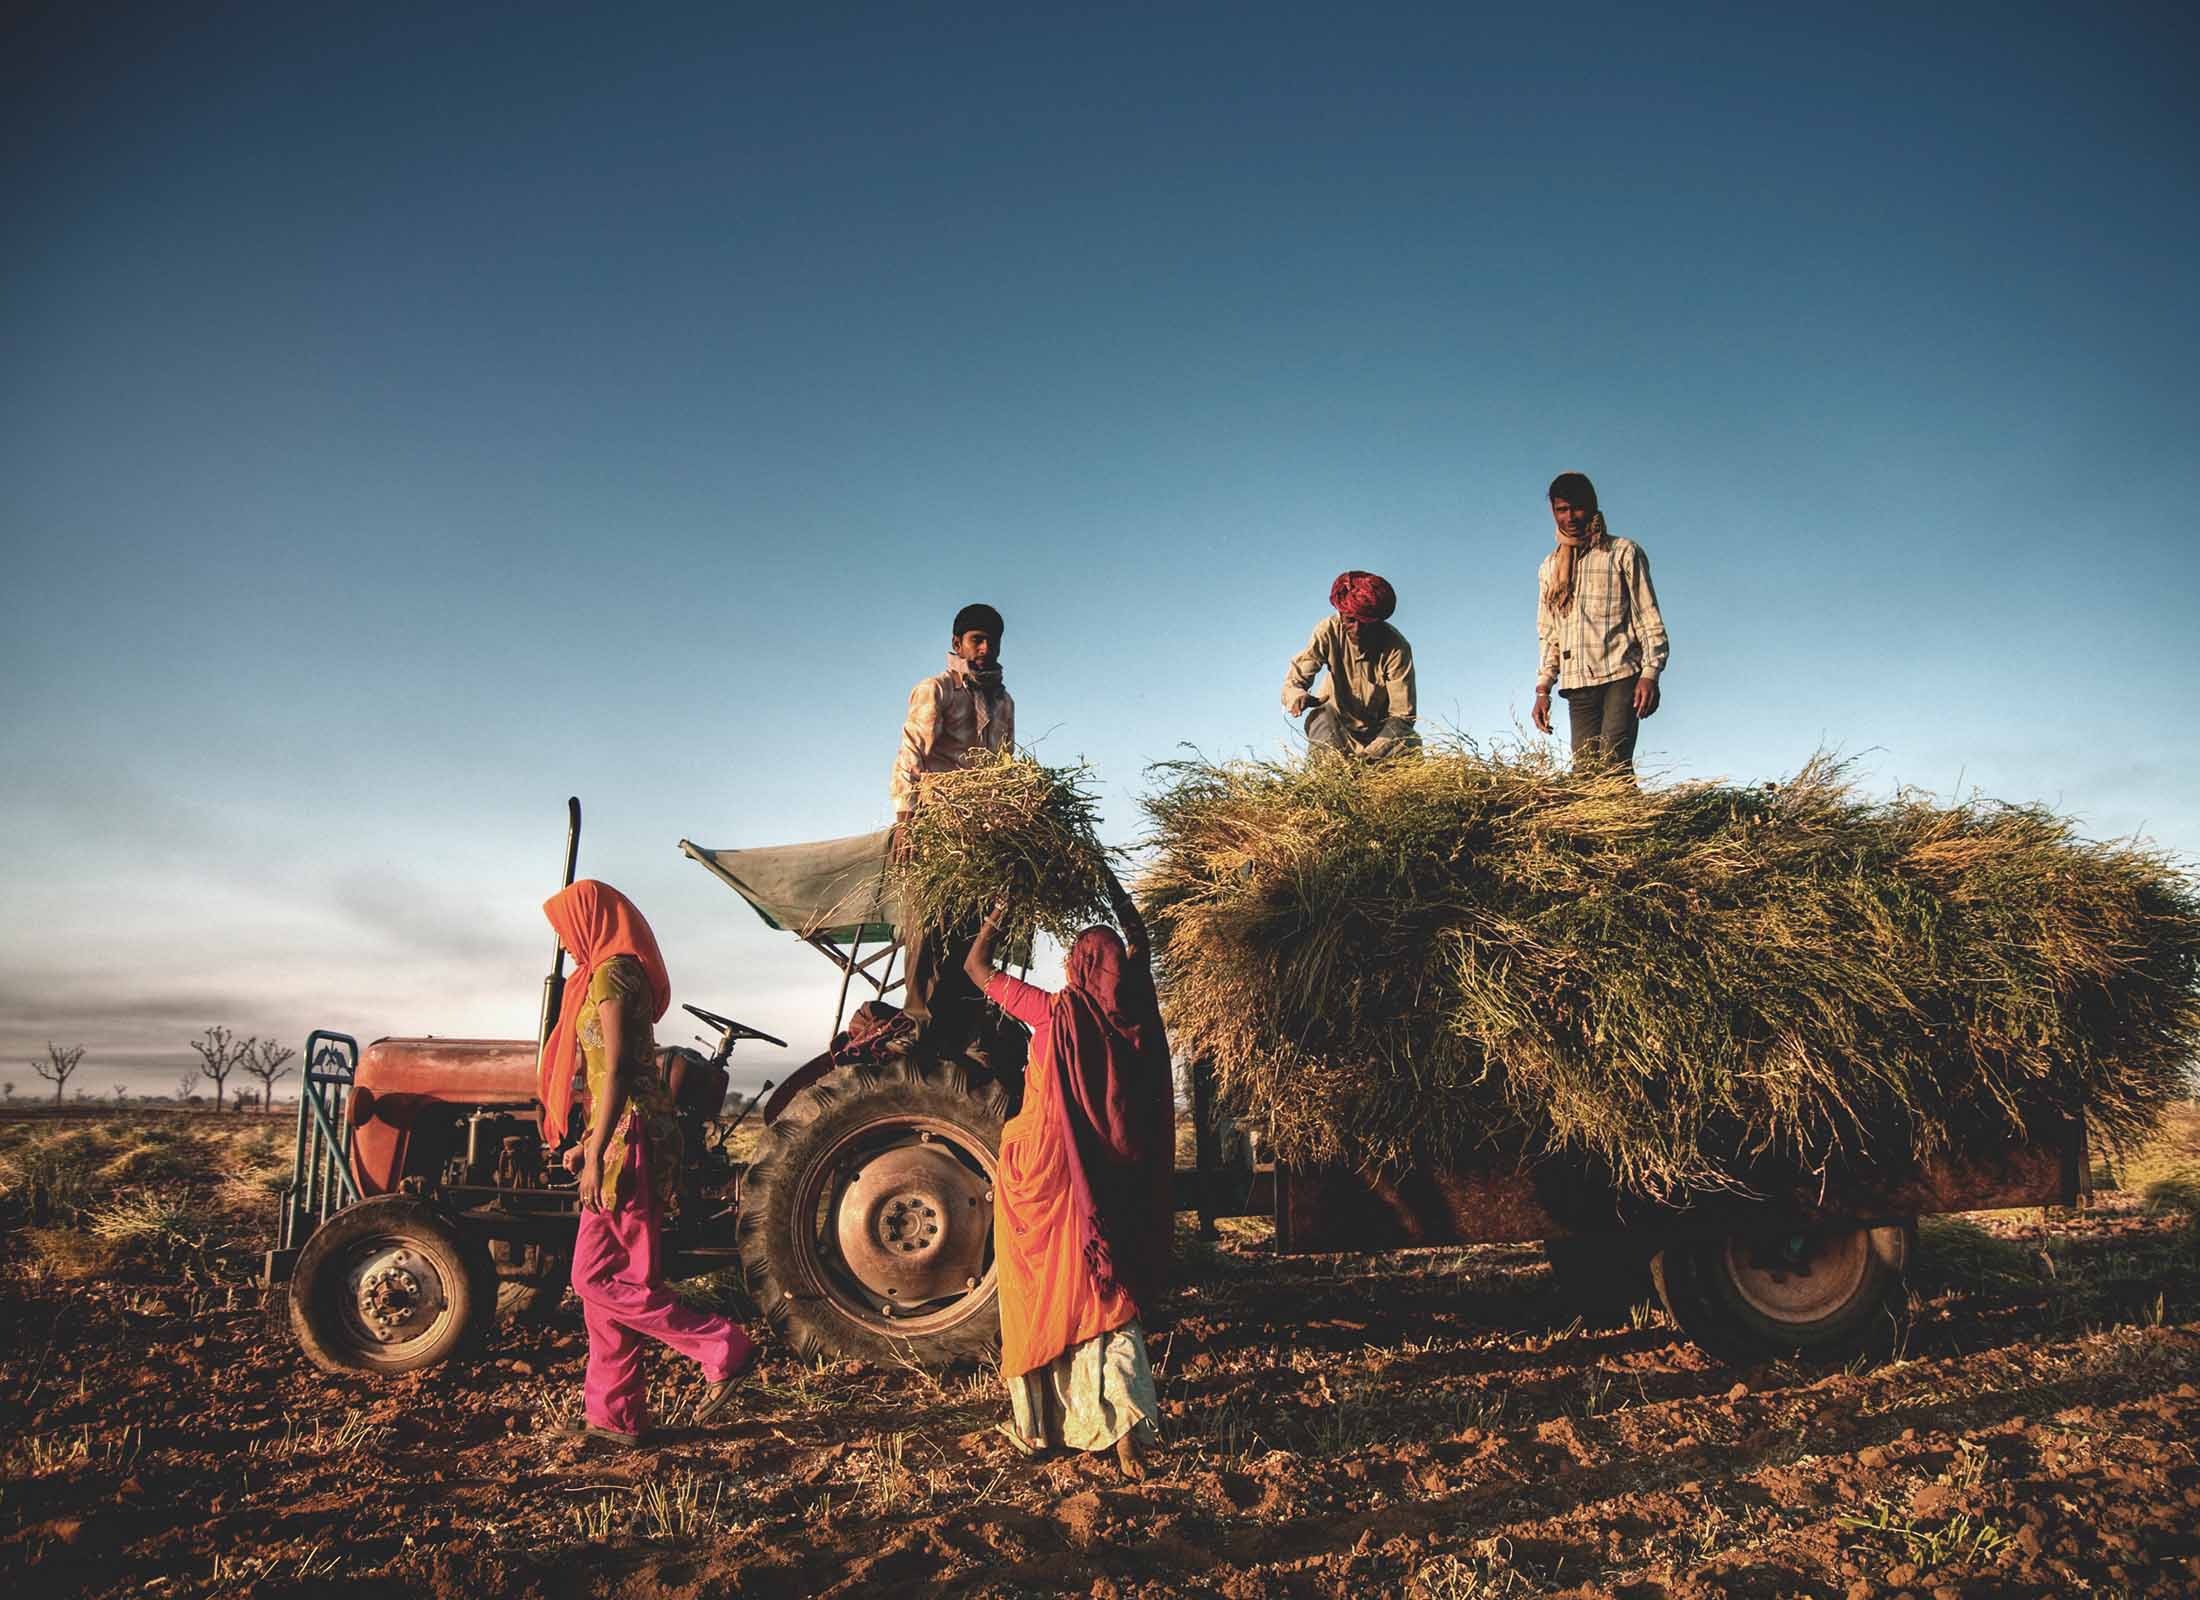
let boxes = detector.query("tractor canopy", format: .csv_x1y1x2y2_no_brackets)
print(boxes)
680,828,901,944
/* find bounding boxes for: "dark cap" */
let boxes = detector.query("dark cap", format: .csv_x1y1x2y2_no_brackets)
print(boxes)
952,602,1004,637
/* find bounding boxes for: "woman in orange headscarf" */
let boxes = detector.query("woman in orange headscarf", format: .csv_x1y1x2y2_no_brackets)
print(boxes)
965,867,1174,1478
540,880,755,1449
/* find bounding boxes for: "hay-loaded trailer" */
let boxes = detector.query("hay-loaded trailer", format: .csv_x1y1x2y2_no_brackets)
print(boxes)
267,813,2085,1376
1215,1123,2083,1360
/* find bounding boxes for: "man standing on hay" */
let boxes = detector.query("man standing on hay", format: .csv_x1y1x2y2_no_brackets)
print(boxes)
1281,571,1418,757
891,601,1016,1053
1531,472,1669,778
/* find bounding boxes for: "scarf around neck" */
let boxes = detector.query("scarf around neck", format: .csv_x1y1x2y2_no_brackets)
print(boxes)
946,650,1006,739
1543,509,1609,616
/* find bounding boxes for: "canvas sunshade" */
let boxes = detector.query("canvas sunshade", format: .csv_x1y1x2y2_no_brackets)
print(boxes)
680,829,900,944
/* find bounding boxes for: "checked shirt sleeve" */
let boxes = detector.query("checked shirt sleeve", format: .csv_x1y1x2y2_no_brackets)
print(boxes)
1625,544,1670,681
890,678,941,816
1535,557,1561,692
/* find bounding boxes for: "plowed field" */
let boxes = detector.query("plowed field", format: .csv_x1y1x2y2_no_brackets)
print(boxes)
5,1108,2198,1598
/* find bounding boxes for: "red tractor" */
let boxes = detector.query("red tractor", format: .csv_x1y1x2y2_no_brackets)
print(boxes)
270,809,2089,1375
266,813,1024,1374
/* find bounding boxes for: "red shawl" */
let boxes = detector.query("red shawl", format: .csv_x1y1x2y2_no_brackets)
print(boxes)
537,880,672,1146
1045,927,1176,1319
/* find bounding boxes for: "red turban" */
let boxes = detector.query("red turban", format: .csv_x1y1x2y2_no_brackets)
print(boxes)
1330,571,1396,623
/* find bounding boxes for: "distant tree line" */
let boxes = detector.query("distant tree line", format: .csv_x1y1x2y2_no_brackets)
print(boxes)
190,1026,294,1112
17,1030,298,1112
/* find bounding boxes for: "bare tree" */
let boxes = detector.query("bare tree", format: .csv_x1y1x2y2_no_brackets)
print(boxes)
112,1082,129,1104
174,1068,198,1106
242,1038,296,1116
190,1026,249,1112
31,1043,85,1105
2,1082,13,1101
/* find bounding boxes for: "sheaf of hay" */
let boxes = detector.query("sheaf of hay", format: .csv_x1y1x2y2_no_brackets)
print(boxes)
890,750,1118,945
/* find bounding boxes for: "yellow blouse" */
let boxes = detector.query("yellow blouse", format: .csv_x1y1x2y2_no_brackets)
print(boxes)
576,955,681,1210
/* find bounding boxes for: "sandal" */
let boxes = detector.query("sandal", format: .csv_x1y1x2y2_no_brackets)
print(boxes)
552,1418,646,1451
692,1341,760,1424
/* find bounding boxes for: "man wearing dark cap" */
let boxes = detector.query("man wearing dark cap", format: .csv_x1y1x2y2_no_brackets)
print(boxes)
1282,572,1417,757
1530,473,1669,778
890,603,1016,1048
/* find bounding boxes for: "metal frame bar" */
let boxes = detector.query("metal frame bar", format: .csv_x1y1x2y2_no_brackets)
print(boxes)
812,934,905,1032
829,841,901,1035
277,1032,362,1258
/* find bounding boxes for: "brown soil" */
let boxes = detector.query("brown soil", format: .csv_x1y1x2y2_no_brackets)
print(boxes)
4,1110,2199,1597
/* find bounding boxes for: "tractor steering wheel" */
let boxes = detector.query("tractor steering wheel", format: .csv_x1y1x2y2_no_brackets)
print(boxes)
682,1003,788,1050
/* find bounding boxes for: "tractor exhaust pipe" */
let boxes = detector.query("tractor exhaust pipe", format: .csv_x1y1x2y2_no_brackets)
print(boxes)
536,797,583,1057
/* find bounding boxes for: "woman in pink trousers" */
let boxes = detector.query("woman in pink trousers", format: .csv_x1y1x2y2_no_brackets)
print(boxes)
538,879,757,1449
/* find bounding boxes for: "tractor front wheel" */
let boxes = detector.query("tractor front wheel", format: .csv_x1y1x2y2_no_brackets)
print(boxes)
290,1196,497,1374
740,1055,1007,1366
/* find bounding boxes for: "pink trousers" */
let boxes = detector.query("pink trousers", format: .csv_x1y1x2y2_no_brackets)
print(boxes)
571,1144,751,1434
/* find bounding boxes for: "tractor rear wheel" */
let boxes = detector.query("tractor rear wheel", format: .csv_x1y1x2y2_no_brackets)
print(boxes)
740,1055,1007,1366
290,1196,497,1374
1652,1221,1913,1364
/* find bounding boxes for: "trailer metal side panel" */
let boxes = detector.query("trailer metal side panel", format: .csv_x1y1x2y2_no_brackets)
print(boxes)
1274,1120,2082,1254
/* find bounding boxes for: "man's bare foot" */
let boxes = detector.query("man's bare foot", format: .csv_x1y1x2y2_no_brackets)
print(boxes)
1114,1432,1147,1481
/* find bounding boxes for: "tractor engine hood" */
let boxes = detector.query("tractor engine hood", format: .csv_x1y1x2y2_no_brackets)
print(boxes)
349,1037,542,1198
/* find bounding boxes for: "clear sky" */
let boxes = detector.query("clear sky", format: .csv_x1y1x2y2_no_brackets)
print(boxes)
5,1,2196,1098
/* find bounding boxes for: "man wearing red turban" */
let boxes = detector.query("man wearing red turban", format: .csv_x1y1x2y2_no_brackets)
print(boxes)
1281,571,1417,757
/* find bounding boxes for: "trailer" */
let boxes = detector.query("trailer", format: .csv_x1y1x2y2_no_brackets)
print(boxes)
267,809,2085,1376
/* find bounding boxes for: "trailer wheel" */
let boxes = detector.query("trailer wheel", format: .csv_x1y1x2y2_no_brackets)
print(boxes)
1652,1221,1913,1364
740,1055,1007,1367
1544,1234,1659,1326
290,1196,497,1374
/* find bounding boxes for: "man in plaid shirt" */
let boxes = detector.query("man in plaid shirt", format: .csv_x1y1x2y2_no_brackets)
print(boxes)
1530,472,1669,777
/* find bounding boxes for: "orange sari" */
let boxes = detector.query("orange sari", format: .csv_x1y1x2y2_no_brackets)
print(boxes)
986,931,1173,1380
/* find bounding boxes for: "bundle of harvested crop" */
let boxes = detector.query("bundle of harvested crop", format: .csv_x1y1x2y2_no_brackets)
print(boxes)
890,750,1118,945
1140,742,2200,1200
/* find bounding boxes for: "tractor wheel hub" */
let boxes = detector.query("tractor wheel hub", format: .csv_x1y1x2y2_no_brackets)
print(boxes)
836,1142,990,1308
347,1243,446,1343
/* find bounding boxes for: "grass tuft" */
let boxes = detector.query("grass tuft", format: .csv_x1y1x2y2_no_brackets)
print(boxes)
2140,1164,2200,1217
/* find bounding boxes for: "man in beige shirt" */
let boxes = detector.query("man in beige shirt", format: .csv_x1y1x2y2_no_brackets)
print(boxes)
891,602,1015,1049
891,603,1016,819
1530,472,1669,778
1282,571,1417,758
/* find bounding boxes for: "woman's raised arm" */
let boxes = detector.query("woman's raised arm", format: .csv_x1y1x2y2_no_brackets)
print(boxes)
1102,865,1148,967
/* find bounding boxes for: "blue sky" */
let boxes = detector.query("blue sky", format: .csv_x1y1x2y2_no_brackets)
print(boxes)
5,1,2196,1096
